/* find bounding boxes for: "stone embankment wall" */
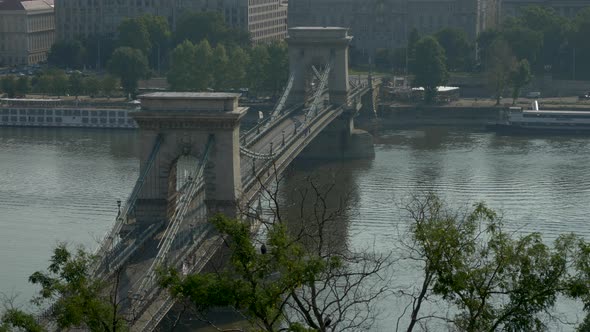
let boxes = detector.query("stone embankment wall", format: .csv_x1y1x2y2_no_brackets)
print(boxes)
357,105,501,128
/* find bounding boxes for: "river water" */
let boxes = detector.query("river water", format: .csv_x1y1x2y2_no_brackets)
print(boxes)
1,126,589,329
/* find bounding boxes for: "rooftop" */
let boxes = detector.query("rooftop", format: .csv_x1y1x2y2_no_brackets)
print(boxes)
0,0,53,11
139,92,241,100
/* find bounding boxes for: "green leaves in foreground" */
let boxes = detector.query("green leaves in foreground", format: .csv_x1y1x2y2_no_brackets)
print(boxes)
160,215,328,331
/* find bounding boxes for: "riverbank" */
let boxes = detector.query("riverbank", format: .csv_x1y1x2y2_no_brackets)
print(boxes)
358,97,590,129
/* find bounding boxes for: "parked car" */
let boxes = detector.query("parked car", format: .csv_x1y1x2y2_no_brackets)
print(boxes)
526,91,541,98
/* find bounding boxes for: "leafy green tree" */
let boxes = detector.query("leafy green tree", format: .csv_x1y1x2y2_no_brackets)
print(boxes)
15,76,30,97
84,76,101,98
47,40,86,69
403,194,573,332
51,71,69,98
211,44,231,90
264,42,289,97
107,47,149,98
1,244,127,332
435,28,473,71
68,73,85,99
101,75,118,100
117,18,151,55
137,14,171,70
167,40,198,91
174,12,250,47
161,210,388,332
81,34,116,70
519,6,569,72
476,29,501,68
510,59,532,104
570,8,590,79
502,25,544,65
412,36,449,103
193,40,214,90
36,75,52,97
247,45,270,95
173,11,230,46
227,46,250,89
485,38,515,105
407,28,422,72
1,76,17,98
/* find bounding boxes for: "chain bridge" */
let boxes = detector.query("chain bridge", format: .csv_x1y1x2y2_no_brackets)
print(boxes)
90,27,379,332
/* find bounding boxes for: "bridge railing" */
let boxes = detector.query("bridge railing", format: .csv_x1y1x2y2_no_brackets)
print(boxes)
92,134,163,274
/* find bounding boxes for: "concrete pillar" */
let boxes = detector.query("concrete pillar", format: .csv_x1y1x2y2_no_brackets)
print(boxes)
287,27,352,105
132,93,247,221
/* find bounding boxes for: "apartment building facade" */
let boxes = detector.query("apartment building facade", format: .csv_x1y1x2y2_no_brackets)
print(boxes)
289,0,499,57
55,0,287,44
0,0,55,66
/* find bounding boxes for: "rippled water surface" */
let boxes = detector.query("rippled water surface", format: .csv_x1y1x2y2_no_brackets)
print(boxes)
1,126,589,328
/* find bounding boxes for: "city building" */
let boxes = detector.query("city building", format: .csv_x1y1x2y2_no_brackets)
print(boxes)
288,0,499,58
55,0,287,44
0,0,55,66
502,0,590,19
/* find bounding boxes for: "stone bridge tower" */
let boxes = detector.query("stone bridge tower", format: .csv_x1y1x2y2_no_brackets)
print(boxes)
287,27,353,105
131,93,247,224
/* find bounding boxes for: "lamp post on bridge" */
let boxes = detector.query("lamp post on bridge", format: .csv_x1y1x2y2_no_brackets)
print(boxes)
117,199,121,218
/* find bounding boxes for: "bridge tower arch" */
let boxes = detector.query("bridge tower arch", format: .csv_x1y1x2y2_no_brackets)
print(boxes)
131,93,247,223
287,27,352,105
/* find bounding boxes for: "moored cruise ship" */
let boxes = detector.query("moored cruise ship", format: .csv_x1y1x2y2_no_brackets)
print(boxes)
487,101,590,134
0,98,138,129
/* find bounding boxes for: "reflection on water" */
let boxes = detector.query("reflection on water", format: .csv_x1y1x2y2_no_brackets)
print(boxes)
1,126,589,328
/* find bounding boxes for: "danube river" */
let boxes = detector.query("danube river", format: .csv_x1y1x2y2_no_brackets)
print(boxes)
1,126,589,329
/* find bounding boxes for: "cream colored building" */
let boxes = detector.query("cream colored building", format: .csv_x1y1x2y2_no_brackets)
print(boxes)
502,0,590,19
0,0,55,66
55,0,287,44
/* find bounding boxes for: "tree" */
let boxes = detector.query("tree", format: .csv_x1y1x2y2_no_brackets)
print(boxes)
476,29,501,68
81,34,116,70
69,73,85,99
47,40,86,69
1,244,128,332
101,75,118,100
510,59,532,104
84,76,100,98
167,40,199,91
51,71,69,98
36,75,52,97
502,26,544,65
226,46,250,89
193,40,214,90
485,38,515,105
401,194,573,332
15,76,30,97
160,177,391,332
1,76,16,98
435,28,473,71
407,28,422,72
212,44,231,90
117,18,151,55
247,45,270,96
519,6,569,72
138,15,171,71
264,42,289,97
412,36,449,103
172,11,249,48
107,47,149,98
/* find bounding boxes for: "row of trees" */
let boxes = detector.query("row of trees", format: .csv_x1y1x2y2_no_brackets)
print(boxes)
3,186,590,332
377,6,590,80
46,12,287,98
167,40,288,96
409,35,531,104
0,72,119,99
